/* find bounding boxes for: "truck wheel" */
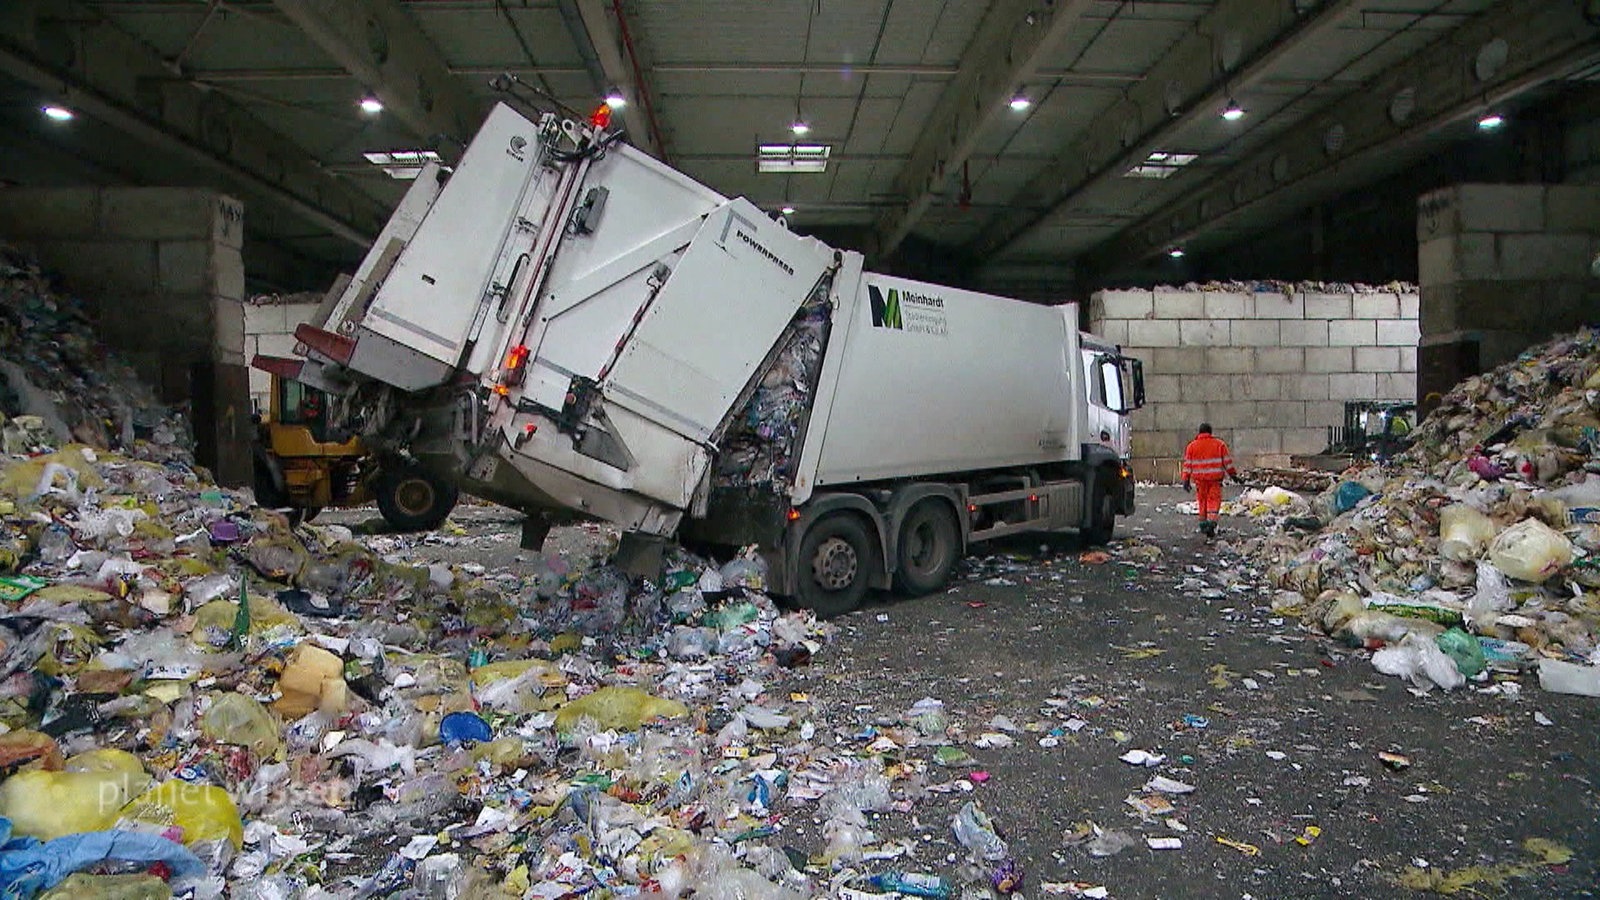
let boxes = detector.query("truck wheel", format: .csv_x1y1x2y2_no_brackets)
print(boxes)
798,514,876,618
1083,476,1116,546
894,500,960,596
377,464,460,532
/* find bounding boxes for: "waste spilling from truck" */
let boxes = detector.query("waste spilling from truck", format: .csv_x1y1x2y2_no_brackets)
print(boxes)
281,96,1144,618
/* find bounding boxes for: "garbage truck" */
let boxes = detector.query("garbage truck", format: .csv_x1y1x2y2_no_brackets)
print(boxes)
284,95,1144,615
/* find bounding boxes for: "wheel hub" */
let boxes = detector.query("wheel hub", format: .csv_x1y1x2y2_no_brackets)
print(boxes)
811,537,858,591
395,478,434,515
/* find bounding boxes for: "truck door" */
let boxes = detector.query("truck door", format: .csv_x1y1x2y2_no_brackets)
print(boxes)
1085,353,1144,459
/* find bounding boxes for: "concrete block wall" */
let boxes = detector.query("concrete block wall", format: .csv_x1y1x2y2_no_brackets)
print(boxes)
1090,288,1419,481
1416,184,1600,404
0,187,247,380
243,297,321,413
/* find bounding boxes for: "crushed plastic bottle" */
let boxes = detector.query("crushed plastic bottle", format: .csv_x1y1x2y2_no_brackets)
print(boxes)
951,801,1009,861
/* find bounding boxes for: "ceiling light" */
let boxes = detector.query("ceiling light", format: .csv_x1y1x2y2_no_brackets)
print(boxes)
1009,94,1032,112
604,87,627,108
1168,248,1186,259
41,105,74,122
359,95,384,114
781,205,796,215
758,143,831,174
1477,114,1505,131
1221,103,1245,121
790,120,810,136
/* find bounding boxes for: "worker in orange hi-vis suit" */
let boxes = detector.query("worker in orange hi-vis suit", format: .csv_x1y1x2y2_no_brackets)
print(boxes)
1181,422,1244,538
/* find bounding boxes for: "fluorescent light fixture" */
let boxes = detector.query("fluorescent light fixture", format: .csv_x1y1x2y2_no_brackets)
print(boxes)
1477,114,1505,131
1009,95,1032,112
1221,103,1245,121
1125,151,1199,179
604,87,627,108
363,149,442,180
758,143,831,174
780,205,796,215
359,95,384,114
1168,248,1186,259
41,105,74,122
790,119,810,136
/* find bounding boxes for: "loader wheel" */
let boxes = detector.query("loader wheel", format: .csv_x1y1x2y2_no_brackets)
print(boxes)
894,500,960,596
377,464,459,532
798,514,876,618
1082,475,1116,546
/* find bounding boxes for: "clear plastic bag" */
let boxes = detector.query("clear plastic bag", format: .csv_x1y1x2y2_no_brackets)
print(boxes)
1372,633,1465,691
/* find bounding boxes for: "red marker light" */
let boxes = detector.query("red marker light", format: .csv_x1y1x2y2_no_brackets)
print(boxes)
591,104,613,129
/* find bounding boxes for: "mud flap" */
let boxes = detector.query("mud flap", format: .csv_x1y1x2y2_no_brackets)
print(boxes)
615,531,668,580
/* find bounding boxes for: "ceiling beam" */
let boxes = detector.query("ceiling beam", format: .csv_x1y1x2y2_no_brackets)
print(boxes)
270,0,483,151
0,3,382,248
968,0,1365,262
871,0,1094,261
574,0,665,159
1086,0,1600,272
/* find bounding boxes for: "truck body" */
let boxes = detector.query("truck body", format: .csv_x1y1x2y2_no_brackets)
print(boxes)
291,100,1143,614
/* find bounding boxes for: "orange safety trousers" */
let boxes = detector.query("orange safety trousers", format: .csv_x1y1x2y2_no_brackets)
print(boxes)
1194,479,1222,523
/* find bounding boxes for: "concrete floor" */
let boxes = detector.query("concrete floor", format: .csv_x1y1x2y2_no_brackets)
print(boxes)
328,486,1600,899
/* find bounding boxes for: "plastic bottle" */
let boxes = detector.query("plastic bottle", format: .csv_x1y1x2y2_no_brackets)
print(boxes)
865,872,953,899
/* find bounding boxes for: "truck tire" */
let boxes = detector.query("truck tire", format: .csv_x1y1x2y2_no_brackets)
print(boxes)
1082,475,1116,546
798,514,876,618
894,500,960,596
377,464,460,532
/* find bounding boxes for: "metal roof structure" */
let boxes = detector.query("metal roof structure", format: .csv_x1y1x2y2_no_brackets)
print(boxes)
2,0,1598,291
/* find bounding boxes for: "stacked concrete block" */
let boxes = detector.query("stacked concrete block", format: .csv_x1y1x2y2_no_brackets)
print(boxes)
1089,287,1420,480
244,298,322,412
1416,184,1600,404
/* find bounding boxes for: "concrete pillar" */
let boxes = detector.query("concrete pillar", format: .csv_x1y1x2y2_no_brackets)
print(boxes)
1415,183,1600,408
0,187,253,486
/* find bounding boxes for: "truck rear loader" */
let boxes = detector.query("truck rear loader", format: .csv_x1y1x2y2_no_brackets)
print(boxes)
286,95,1144,615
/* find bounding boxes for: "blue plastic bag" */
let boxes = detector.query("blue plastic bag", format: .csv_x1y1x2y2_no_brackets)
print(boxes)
0,817,204,900
1332,481,1372,514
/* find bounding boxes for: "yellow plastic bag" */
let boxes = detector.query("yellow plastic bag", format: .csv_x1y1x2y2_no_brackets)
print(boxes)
190,596,301,647
201,692,282,757
0,768,152,840
65,748,148,777
0,446,106,500
119,781,243,849
554,686,688,733
1489,519,1575,584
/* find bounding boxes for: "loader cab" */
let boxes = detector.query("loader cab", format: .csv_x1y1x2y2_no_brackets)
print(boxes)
1081,339,1145,459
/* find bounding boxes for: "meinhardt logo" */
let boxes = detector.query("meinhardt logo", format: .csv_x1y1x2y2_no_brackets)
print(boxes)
868,283,947,334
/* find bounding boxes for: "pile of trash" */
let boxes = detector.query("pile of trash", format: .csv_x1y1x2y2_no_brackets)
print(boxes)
714,293,830,491
0,245,191,460
1249,327,1600,695
0,248,1028,898
1124,280,1416,295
